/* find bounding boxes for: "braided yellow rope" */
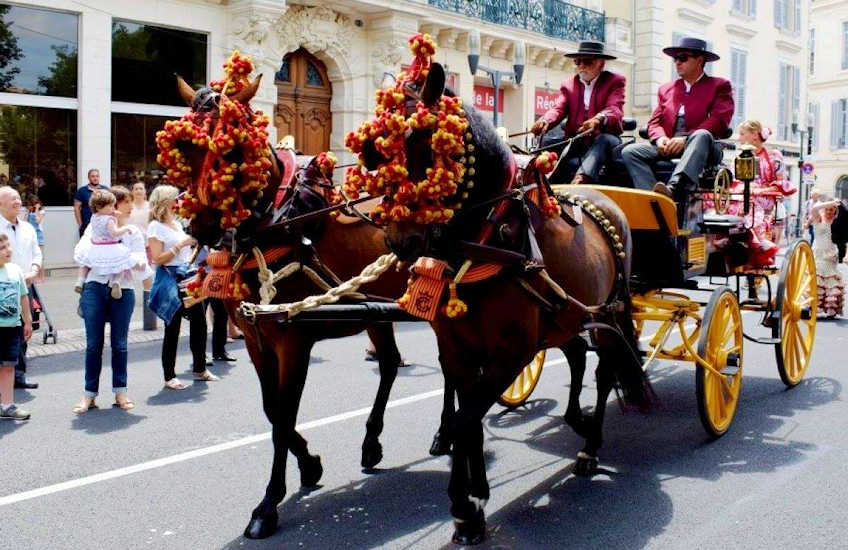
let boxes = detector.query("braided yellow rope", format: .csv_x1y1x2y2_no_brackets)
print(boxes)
241,252,398,318
252,247,360,305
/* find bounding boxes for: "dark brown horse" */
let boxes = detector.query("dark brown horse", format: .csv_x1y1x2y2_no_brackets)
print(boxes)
372,64,651,545
169,76,458,539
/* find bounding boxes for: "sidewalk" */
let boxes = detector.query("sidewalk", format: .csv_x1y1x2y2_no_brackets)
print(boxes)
27,273,178,358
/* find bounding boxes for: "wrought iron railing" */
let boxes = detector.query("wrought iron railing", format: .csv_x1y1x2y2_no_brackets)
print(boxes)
428,0,605,43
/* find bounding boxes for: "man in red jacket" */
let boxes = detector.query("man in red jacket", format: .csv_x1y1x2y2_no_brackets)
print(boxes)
622,37,734,197
531,41,625,185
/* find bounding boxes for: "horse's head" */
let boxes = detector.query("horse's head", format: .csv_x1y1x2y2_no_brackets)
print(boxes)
156,60,277,249
348,62,512,261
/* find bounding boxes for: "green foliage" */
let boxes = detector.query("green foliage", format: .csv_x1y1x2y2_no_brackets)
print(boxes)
38,44,77,96
0,5,23,90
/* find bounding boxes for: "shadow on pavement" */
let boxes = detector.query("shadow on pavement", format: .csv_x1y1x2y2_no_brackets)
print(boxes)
145,381,212,406
70,408,147,434
216,370,839,549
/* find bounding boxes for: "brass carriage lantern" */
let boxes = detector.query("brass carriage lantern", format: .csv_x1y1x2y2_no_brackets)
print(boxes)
734,145,758,182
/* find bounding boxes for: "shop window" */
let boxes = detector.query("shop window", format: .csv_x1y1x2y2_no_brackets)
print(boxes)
112,21,207,106
0,105,77,206
0,4,78,97
110,113,172,188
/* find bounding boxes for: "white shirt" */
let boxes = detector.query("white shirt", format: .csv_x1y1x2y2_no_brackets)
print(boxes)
128,203,149,235
581,76,598,110
678,72,706,116
147,220,192,266
0,215,42,274
74,225,150,289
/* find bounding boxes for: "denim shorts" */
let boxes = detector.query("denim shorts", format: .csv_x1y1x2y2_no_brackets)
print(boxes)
0,326,21,366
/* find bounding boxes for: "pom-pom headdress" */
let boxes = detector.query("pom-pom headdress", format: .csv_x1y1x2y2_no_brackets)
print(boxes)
156,50,273,229
343,33,473,226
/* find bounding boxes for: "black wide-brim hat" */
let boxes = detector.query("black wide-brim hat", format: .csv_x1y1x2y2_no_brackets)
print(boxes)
564,41,617,60
663,37,720,62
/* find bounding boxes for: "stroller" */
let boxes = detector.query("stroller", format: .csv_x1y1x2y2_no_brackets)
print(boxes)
29,284,57,344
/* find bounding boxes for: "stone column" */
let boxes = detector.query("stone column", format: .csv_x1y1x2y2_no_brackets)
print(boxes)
78,8,111,185
632,0,665,114
226,0,289,144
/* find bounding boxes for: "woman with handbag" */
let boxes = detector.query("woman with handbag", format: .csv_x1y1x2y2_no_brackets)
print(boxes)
146,185,218,390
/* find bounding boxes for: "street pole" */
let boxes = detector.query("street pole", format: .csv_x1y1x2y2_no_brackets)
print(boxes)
490,71,502,128
795,128,805,239
467,31,524,128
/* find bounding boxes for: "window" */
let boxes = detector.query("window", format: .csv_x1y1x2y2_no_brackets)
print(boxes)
809,28,815,75
777,62,800,141
831,99,848,150
0,4,78,97
808,103,820,152
837,176,848,201
774,0,801,33
111,21,207,106
843,22,848,70
110,113,172,189
0,105,77,206
731,0,756,17
731,48,747,129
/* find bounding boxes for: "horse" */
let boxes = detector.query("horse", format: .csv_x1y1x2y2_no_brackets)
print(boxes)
167,74,456,539
362,63,652,545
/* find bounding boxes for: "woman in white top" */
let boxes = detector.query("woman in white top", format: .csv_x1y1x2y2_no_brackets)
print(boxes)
146,185,218,390
127,181,150,234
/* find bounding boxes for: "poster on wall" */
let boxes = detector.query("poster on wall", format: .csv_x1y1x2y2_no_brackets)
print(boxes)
534,88,560,117
473,85,504,113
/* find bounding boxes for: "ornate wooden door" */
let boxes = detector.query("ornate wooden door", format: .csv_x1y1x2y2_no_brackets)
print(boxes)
274,49,332,155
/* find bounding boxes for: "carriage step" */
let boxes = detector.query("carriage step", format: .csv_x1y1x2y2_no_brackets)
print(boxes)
752,337,780,345
720,365,741,377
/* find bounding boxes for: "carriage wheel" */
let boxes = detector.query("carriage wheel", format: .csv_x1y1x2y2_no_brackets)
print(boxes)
696,287,744,438
498,350,547,408
774,239,817,387
712,168,733,214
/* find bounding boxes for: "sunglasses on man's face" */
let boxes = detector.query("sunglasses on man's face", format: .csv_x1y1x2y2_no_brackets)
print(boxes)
573,58,596,66
674,54,693,63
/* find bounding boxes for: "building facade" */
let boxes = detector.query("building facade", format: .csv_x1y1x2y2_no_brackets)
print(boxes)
808,0,848,199
0,0,809,267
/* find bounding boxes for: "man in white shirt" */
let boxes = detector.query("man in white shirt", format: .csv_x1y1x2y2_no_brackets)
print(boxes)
0,186,42,389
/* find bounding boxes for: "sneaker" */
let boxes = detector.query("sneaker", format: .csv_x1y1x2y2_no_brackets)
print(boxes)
110,281,122,299
0,404,31,420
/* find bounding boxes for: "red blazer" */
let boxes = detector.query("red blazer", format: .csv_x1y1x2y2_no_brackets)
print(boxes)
541,71,626,137
647,75,734,142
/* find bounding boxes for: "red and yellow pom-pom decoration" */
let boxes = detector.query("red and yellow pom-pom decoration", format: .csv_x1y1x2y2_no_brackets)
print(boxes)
534,151,558,175
442,282,468,318
156,50,272,230
343,34,469,226
314,152,344,218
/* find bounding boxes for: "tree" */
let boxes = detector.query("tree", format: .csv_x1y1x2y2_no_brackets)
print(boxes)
0,5,23,90
38,44,77,97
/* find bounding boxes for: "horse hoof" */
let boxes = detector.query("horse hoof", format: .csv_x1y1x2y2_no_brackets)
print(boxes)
361,441,383,469
451,513,486,546
244,512,278,539
299,454,323,488
573,453,599,477
429,432,452,456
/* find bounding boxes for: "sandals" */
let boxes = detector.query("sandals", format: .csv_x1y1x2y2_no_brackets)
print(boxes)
114,395,135,410
72,398,98,415
193,370,220,382
164,378,188,390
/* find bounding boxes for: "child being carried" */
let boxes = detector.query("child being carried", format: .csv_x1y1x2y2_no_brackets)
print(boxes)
75,189,138,299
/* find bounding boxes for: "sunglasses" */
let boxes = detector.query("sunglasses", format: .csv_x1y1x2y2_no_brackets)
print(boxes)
673,54,693,63
573,58,596,66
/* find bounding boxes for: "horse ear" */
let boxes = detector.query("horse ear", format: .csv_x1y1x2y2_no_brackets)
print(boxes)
175,74,196,106
230,74,263,104
421,63,445,107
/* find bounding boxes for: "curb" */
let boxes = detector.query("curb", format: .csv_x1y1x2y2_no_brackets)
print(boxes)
27,322,189,359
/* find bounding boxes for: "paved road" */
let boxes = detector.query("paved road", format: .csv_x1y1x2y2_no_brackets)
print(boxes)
1,293,846,549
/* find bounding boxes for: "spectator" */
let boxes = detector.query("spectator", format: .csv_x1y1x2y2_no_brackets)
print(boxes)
809,199,846,318
829,197,848,263
26,198,45,247
803,187,823,244
146,185,219,390
72,186,148,414
73,169,102,237
128,181,150,235
0,186,41,390
0,233,33,420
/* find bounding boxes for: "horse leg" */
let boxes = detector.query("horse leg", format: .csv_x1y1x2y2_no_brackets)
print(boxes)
244,335,312,539
361,325,402,468
560,336,590,438
288,429,323,488
429,368,455,456
448,388,494,546
573,356,615,477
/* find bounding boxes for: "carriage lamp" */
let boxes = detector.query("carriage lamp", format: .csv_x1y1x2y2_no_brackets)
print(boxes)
466,31,525,127
735,145,758,215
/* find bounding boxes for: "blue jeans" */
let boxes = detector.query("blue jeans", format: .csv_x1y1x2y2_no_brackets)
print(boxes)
80,282,135,397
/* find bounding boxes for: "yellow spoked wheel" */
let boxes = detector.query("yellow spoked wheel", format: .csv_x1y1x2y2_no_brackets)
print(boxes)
713,168,733,214
696,287,744,438
774,239,817,387
498,350,547,407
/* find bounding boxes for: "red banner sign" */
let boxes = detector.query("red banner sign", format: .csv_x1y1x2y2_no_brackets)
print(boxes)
473,85,504,113
534,88,560,116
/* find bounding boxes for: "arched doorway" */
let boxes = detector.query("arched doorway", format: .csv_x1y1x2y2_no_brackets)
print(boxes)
837,175,848,201
274,48,332,155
